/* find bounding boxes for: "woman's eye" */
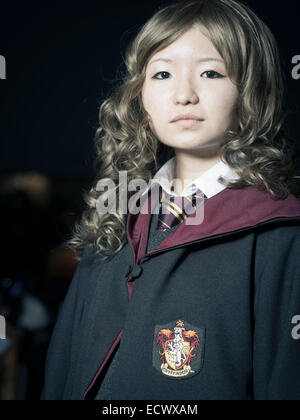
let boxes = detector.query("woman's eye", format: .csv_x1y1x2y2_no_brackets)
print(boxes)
152,71,170,80
202,70,224,79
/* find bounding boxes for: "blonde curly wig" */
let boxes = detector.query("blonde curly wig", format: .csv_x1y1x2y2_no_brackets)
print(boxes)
64,0,300,261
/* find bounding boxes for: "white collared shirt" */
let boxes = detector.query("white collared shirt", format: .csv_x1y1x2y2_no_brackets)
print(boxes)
141,156,240,199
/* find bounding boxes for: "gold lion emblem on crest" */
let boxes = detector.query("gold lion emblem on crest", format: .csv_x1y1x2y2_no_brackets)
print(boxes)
156,320,200,377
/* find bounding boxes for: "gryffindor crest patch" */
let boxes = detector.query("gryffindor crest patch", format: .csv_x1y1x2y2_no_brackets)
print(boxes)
152,320,205,379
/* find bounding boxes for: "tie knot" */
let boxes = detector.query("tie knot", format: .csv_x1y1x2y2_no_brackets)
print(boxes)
160,188,196,209
157,186,206,231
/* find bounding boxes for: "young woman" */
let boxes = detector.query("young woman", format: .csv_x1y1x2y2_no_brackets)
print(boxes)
41,0,300,400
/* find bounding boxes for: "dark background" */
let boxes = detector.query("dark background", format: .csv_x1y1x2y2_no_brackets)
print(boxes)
0,0,299,400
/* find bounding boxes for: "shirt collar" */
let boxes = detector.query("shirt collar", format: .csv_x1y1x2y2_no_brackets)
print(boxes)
141,156,240,199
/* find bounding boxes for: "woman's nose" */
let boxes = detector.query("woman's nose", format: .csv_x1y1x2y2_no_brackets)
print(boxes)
172,78,199,105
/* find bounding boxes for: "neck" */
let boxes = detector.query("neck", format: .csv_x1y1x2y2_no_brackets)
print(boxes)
173,147,221,195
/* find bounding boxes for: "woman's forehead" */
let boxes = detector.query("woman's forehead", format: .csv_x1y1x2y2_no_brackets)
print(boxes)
148,27,223,65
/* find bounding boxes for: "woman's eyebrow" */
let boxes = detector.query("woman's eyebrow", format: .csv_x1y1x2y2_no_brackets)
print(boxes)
148,57,224,66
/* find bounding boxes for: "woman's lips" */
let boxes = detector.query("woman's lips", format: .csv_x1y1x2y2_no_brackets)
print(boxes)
173,118,204,128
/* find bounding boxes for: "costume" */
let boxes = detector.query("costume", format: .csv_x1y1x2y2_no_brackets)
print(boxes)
41,158,300,400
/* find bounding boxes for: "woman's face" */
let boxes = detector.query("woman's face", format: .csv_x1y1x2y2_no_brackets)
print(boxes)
142,26,239,153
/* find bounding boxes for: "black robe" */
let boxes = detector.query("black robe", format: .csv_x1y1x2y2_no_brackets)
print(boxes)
41,185,300,400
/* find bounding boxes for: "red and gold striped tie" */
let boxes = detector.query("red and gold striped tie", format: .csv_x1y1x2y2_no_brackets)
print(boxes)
156,185,207,232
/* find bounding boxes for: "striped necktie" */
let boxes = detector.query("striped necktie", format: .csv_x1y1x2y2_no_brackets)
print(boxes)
156,185,207,232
